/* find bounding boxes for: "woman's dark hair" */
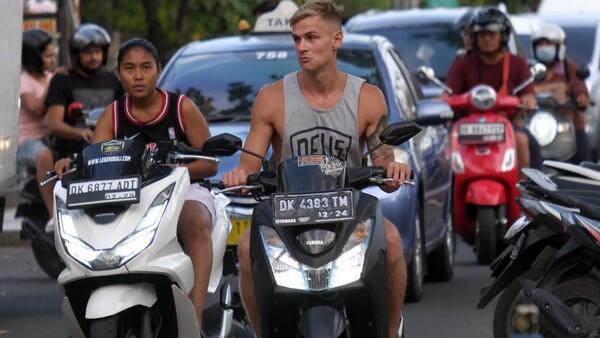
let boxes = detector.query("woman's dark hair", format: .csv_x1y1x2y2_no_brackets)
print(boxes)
22,29,52,74
117,38,160,68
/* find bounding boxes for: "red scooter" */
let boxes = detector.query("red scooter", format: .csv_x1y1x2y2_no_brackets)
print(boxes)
418,65,544,264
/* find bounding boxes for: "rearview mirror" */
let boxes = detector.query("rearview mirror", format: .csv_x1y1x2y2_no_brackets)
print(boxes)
530,63,547,82
201,133,242,156
576,66,590,80
379,121,422,146
416,65,436,81
415,99,454,126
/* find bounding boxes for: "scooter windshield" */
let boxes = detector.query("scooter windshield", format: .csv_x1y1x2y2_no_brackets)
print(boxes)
278,155,347,193
78,139,147,180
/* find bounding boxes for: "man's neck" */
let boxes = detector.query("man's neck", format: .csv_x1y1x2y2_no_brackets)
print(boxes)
298,61,345,96
74,66,97,78
479,50,505,65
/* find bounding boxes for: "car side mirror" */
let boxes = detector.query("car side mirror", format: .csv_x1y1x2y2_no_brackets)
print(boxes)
201,133,242,156
576,66,590,80
415,99,454,126
379,121,422,146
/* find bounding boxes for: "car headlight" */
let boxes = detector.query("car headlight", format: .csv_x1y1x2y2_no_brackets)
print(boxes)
259,218,374,291
57,183,174,270
528,111,558,146
470,85,497,110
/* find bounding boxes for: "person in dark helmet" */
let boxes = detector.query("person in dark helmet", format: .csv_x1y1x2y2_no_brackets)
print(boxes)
445,7,542,170
19,29,56,207
455,8,478,55
41,23,123,232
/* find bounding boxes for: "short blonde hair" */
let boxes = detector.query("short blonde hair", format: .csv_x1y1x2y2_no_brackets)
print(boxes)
290,0,343,28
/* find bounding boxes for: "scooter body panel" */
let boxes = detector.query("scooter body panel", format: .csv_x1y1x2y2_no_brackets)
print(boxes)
451,113,520,239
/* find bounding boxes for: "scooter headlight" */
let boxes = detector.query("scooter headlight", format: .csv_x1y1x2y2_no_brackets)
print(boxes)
259,218,374,291
470,85,497,110
528,111,558,147
57,183,174,270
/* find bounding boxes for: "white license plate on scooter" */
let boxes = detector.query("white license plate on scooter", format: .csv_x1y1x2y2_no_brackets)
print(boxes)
272,190,355,226
66,176,141,208
458,123,505,143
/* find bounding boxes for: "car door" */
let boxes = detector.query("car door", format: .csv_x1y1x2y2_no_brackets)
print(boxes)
384,45,452,246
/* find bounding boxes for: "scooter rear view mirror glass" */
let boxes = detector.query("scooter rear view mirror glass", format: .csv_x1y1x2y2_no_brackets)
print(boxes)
379,121,422,146
530,63,547,82
201,133,242,156
416,65,435,81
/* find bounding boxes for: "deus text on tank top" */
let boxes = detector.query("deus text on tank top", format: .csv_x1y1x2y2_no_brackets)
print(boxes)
281,72,364,168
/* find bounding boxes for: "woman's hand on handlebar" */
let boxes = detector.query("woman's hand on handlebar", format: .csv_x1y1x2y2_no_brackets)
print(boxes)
54,158,73,178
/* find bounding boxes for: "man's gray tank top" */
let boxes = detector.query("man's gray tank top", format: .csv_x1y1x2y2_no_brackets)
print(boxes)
281,72,364,167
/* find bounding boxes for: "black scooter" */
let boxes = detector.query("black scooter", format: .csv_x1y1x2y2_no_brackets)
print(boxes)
224,122,421,337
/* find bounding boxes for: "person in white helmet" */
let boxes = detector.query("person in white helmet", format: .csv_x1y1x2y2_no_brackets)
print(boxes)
532,22,591,162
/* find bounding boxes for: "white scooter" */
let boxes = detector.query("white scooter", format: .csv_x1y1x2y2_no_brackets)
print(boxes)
44,134,251,337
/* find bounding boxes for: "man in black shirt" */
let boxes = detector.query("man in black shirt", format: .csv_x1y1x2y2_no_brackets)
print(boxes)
39,23,123,231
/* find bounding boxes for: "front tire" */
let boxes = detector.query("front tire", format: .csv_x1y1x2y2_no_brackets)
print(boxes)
476,206,497,264
89,307,158,338
31,238,65,279
539,278,600,337
493,270,543,338
405,204,425,303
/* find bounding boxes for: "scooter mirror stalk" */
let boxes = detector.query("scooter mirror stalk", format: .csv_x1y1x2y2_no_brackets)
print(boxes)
416,65,454,95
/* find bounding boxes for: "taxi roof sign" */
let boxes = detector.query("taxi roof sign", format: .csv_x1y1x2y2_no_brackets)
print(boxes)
253,0,299,33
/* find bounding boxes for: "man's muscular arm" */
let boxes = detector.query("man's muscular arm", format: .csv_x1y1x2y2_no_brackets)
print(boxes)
361,84,411,192
222,82,279,187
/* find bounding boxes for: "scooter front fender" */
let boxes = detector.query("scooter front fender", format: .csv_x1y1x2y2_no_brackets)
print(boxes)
465,179,506,206
85,283,157,319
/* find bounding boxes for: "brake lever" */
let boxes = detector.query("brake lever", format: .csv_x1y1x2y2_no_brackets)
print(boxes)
40,167,77,187
369,177,415,186
215,185,263,195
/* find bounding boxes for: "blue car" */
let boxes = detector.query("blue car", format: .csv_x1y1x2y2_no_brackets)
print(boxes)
158,18,454,302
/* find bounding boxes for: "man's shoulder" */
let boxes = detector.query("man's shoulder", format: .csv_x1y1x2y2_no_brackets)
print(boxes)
259,79,284,97
359,81,384,100
509,53,528,67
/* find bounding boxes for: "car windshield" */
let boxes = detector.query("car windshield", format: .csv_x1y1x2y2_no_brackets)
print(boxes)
517,34,533,59
159,48,381,122
356,24,462,80
561,26,596,67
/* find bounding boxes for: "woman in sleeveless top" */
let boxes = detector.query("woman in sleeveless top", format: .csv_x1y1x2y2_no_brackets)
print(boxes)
55,39,217,328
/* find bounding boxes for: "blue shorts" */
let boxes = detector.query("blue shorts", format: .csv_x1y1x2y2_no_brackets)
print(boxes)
17,138,49,170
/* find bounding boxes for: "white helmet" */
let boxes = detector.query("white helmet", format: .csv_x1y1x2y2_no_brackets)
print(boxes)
531,22,566,61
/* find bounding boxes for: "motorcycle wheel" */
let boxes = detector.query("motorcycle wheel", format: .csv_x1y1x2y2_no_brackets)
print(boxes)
31,239,65,279
475,206,497,265
405,204,425,303
539,278,600,338
493,270,543,338
89,306,158,338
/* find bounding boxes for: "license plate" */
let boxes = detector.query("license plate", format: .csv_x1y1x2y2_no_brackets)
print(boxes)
227,218,251,245
66,176,141,208
458,123,505,143
272,190,355,226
